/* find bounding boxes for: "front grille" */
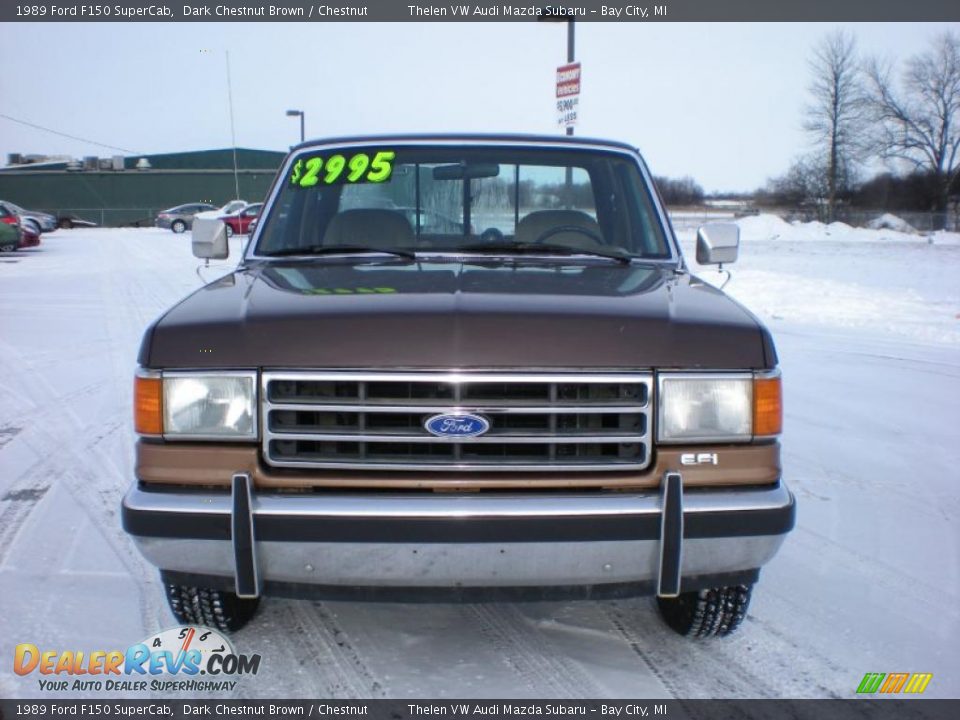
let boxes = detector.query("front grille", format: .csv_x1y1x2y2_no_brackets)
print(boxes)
261,372,653,471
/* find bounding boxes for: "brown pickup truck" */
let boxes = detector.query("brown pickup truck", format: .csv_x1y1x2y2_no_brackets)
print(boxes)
122,135,794,637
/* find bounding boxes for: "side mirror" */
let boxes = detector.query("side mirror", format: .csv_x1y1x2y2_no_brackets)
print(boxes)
696,223,739,266
192,217,229,260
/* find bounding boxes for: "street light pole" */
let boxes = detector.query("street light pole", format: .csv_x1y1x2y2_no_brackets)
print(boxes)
286,109,305,143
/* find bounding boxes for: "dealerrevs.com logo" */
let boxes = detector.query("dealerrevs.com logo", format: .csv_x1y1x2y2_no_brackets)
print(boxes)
14,626,261,693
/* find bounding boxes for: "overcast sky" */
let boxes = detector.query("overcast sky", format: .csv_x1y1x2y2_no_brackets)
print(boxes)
1,21,956,192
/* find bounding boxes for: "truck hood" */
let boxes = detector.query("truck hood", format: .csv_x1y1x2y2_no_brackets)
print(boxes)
140,260,776,370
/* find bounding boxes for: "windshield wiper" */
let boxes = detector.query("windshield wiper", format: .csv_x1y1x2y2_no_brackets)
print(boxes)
262,245,416,260
457,242,632,265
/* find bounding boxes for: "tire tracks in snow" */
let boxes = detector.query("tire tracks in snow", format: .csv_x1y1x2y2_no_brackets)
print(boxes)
791,525,960,608
0,357,160,626
466,604,605,697
603,599,846,699
246,600,387,699
0,257,165,630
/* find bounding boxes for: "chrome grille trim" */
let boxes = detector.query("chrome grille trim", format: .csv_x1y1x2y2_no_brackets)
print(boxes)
262,371,653,472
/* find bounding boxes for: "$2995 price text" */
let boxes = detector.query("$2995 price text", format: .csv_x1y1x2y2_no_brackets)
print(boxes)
290,151,395,187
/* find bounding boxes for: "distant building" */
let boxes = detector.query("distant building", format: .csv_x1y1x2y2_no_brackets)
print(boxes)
0,148,285,227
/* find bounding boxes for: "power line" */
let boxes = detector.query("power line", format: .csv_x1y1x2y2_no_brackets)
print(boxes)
0,113,141,155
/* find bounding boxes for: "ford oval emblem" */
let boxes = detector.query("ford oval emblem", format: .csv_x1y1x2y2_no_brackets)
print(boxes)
424,413,491,438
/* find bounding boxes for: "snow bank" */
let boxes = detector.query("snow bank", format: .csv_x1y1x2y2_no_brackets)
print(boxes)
733,213,794,240
677,218,960,347
735,213,960,245
867,213,916,233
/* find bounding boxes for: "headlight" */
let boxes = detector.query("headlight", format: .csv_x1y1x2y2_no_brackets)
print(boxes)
134,371,258,440
658,372,781,443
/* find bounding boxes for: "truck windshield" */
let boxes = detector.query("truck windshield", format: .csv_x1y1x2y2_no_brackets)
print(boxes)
254,145,672,260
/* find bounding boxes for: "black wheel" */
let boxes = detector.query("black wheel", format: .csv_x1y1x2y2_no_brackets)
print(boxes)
657,584,752,638
171,219,187,234
59,218,74,229
164,581,260,633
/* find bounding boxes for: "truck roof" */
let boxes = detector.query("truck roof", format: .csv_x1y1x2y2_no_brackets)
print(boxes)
290,133,639,154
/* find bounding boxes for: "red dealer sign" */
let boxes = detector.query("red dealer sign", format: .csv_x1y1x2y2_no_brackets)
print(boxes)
556,62,581,98
556,62,581,128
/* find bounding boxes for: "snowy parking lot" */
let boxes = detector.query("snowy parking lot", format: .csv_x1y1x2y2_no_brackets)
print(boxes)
0,220,958,699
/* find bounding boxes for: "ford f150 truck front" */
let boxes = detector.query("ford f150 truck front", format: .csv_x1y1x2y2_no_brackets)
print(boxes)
122,135,795,636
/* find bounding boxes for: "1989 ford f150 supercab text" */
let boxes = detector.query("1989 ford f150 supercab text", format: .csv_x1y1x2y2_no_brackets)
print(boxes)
122,135,795,636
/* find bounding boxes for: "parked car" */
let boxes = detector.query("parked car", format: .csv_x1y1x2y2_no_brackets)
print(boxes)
0,200,56,235
18,222,40,249
0,204,40,249
195,199,248,222
220,203,262,237
0,206,19,252
123,134,793,637
155,203,218,233
57,215,99,229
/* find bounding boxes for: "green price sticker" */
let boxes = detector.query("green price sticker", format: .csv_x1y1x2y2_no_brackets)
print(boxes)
289,151,395,187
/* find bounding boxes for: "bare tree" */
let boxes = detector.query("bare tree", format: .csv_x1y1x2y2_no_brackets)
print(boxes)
804,30,868,222
865,32,960,228
759,155,831,210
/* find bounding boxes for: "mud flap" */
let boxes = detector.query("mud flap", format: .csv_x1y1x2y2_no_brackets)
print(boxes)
231,473,261,598
657,471,683,598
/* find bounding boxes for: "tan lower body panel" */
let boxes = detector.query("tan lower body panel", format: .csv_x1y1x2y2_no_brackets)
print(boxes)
135,441,780,490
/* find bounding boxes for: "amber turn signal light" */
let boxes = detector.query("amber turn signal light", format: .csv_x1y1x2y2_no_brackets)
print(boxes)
134,375,163,435
753,374,782,437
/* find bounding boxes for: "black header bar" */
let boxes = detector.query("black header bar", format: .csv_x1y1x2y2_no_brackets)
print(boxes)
0,700,958,720
4,1,960,23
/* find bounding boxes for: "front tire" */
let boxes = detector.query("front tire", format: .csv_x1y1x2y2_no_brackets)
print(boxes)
171,220,187,234
59,218,74,229
657,584,752,638
164,582,260,633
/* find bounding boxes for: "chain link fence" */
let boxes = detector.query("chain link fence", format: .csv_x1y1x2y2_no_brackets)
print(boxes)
782,208,959,232
49,208,161,228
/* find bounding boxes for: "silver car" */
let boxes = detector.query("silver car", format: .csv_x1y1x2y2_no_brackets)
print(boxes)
155,203,218,233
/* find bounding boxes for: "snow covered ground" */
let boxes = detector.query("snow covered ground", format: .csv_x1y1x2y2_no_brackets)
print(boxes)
0,220,958,699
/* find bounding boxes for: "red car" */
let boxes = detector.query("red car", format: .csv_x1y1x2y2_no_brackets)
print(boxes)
220,203,262,237
19,223,41,248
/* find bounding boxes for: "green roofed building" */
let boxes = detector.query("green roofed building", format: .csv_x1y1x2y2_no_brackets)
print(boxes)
0,148,286,227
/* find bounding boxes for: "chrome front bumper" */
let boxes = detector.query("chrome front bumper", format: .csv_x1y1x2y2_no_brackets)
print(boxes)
122,476,795,599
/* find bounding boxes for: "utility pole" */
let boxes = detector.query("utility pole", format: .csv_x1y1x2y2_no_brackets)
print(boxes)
225,50,240,200
566,21,575,136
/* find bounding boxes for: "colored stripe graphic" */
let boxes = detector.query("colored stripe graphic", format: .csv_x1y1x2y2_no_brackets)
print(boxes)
880,673,909,693
857,673,885,693
857,672,933,694
903,673,933,694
